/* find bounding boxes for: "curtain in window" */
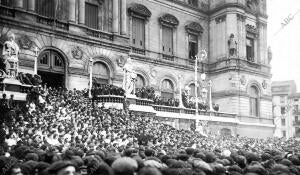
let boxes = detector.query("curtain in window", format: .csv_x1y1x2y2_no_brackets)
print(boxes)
85,2,98,29
162,26,173,55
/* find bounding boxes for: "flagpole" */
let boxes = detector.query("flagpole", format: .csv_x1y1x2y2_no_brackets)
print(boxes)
89,57,93,98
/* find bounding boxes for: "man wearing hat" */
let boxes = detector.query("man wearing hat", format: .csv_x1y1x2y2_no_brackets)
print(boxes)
47,161,76,175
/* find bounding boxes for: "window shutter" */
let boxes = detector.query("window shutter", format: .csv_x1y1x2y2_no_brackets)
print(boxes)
162,26,173,55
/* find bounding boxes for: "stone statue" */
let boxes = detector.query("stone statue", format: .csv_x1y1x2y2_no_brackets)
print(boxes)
228,34,237,57
122,57,137,96
2,33,20,77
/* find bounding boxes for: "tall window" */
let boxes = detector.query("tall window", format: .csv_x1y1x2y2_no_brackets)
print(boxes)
92,62,109,85
249,86,259,117
136,74,145,88
281,107,286,115
281,118,286,126
294,105,299,112
161,79,174,99
162,26,173,55
246,37,254,62
189,83,200,97
85,2,99,29
0,0,13,6
37,0,55,18
132,17,145,49
295,116,299,122
189,34,198,59
38,50,65,73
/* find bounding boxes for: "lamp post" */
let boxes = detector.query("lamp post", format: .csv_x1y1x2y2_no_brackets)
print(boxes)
194,50,207,117
89,57,93,98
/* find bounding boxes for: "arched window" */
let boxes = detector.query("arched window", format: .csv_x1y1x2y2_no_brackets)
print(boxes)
38,50,65,73
136,74,145,88
92,62,109,85
249,86,259,117
161,79,174,99
188,83,200,97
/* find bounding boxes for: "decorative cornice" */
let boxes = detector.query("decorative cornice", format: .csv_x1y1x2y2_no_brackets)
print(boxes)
128,3,152,18
215,14,226,24
159,14,179,27
185,22,203,35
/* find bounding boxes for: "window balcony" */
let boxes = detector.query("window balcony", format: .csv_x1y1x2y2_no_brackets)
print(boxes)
37,15,69,31
85,27,113,41
132,47,146,55
162,54,174,61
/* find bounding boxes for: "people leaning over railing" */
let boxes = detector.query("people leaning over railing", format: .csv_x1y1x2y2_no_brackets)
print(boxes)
92,83,125,97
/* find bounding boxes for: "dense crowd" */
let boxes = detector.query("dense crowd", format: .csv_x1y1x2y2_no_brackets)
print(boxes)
1,87,300,175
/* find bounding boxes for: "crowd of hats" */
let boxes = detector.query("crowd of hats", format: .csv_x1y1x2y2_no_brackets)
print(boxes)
91,84,125,97
1,86,300,175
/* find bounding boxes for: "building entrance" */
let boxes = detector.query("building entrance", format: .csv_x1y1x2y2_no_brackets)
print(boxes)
37,50,65,88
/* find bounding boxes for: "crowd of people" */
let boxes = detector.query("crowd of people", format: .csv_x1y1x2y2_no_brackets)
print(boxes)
1,86,300,175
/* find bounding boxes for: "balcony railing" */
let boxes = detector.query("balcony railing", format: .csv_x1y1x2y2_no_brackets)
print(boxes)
162,54,174,61
136,98,153,106
94,95,124,103
86,27,113,41
153,105,181,113
132,47,146,55
37,16,69,30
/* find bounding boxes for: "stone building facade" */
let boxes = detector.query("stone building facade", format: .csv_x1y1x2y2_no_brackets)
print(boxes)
0,0,273,137
272,81,297,138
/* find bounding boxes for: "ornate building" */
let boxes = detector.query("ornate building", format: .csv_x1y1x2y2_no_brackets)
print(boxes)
0,0,273,137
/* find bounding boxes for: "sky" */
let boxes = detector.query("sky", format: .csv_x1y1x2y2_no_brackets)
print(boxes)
268,0,300,91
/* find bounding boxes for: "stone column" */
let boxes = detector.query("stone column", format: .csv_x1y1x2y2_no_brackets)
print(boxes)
28,0,35,11
120,0,127,35
14,0,23,8
68,0,76,22
78,0,85,24
112,0,119,33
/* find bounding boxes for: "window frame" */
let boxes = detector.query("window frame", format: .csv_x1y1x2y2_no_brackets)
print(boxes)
161,79,175,99
92,61,110,84
85,1,100,30
249,85,260,117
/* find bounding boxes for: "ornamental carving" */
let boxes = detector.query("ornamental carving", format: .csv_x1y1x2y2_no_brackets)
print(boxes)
117,55,126,68
246,24,258,38
71,46,83,60
18,35,33,49
159,14,179,27
262,80,268,89
128,3,152,18
240,75,247,85
185,22,204,35
246,0,259,12
215,15,226,24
